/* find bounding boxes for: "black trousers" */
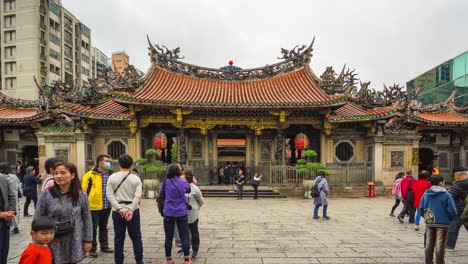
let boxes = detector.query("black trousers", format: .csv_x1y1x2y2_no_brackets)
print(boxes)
0,224,10,264
24,194,38,216
398,199,415,223
91,208,111,251
252,184,259,199
188,219,200,250
390,198,401,214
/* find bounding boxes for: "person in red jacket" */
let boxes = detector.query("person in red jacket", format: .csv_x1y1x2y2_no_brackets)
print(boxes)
412,170,432,231
19,217,55,264
398,170,416,223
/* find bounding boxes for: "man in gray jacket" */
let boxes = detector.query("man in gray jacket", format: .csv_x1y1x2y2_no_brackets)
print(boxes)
0,169,16,264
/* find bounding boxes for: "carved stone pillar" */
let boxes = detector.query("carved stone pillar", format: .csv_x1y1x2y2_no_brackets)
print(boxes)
275,130,284,165
75,132,87,179
179,128,187,165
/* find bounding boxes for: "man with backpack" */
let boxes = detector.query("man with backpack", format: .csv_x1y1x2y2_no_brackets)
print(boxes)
81,154,114,257
397,170,416,223
446,167,468,252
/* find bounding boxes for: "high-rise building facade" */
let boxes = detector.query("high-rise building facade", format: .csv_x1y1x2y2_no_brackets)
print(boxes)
92,47,110,79
407,51,468,107
0,0,93,100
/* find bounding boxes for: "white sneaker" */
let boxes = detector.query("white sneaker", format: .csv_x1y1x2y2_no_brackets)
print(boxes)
414,225,419,231
446,248,455,252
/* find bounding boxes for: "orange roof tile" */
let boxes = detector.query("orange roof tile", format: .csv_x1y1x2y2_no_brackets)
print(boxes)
413,110,468,125
115,66,344,108
327,103,396,122
0,105,47,123
59,100,130,120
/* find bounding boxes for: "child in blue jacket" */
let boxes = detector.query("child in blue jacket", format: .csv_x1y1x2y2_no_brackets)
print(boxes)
419,175,457,264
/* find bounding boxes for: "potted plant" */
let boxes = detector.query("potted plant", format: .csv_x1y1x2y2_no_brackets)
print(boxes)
137,149,167,198
296,149,330,198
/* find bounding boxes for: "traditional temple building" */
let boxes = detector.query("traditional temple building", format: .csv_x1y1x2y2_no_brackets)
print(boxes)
0,38,467,192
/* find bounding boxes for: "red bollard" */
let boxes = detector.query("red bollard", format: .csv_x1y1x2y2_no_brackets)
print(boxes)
367,182,375,198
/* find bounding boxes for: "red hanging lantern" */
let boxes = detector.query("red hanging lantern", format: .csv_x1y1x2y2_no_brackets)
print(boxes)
153,132,167,149
294,133,309,150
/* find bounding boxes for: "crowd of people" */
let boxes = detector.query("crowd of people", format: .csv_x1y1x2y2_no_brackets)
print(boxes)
2,154,467,264
0,154,204,264
389,167,468,263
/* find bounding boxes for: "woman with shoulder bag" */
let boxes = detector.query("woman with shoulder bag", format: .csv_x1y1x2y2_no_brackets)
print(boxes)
34,162,93,264
159,164,192,264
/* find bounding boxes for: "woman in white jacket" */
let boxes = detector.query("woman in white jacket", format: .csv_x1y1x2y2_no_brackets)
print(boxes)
183,170,204,258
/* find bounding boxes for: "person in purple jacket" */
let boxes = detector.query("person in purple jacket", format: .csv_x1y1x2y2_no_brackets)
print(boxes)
159,164,192,264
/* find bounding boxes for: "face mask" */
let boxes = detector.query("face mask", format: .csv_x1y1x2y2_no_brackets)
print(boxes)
103,162,112,170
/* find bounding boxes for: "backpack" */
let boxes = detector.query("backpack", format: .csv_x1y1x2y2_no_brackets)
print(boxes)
461,195,468,224
392,179,402,198
310,181,321,198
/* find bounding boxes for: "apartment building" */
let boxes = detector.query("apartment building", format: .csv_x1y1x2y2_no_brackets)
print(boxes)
0,0,93,100
92,47,110,79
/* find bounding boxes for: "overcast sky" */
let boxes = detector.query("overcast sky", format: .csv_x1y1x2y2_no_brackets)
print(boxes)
63,0,468,90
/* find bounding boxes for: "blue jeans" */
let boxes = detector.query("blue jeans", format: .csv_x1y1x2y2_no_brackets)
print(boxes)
237,184,243,199
415,208,422,225
112,209,144,264
164,215,190,257
313,204,328,217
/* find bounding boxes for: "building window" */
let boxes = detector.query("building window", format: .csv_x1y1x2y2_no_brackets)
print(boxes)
260,141,272,160
80,24,90,38
64,31,72,45
49,33,60,46
49,64,60,74
49,48,60,60
65,72,73,83
5,77,16,90
4,0,16,12
81,54,89,63
5,62,16,74
81,66,89,76
65,59,72,71
4,31,16,43
48,0,61,16
5,47,15,58
4,15,15,27
334,141,354,162
107,141,126,160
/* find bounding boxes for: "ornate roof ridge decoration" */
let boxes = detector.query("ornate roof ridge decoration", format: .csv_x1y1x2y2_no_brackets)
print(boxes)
319,66,405,108
147,35,315,81
407,88,458,113
0,90,43,109
103,64,143,92
34,76,108,107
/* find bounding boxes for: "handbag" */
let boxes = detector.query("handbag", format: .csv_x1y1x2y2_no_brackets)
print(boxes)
156,179,166,217
406,179,415,204
54,209,75,236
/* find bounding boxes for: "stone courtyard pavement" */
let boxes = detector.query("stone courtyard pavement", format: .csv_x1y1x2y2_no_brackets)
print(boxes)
8,197,468,264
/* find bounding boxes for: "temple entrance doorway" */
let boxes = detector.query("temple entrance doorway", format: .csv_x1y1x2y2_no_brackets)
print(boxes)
419,148,434,172
216,135,246,185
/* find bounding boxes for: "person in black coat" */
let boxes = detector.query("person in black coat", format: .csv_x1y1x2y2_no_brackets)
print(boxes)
22,166,42,217
446,168,468,251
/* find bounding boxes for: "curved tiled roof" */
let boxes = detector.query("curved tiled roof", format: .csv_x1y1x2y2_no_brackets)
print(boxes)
115,65,344,109
411,110,468,126
327,103,397,122
0,105,48,124
59,100,130,120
